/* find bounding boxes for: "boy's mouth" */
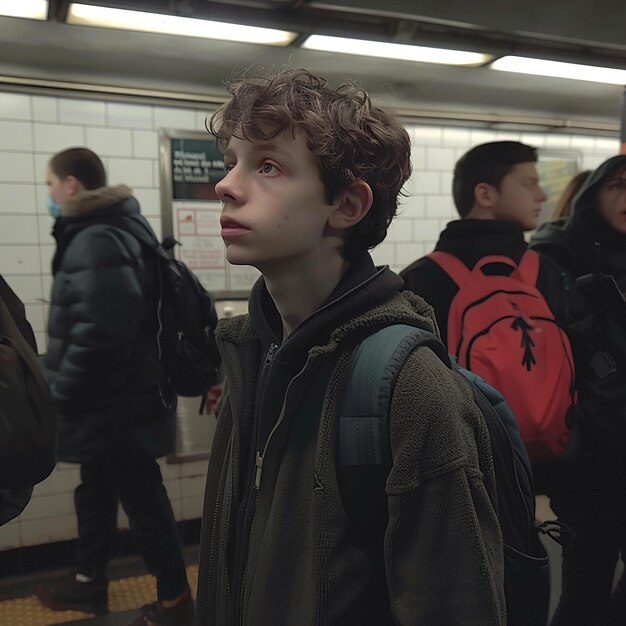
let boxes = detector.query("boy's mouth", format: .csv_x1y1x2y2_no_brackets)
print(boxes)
220,216,250,236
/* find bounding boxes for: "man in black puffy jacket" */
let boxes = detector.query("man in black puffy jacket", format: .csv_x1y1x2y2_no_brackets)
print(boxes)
36,148,193,626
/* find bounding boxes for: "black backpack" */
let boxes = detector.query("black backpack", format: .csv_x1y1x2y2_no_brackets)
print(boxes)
118,220,221,399
0,276,57,524
339,324,553,626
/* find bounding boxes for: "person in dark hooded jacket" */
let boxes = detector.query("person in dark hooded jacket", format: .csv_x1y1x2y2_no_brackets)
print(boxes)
530,154,626,626
35,148,194,626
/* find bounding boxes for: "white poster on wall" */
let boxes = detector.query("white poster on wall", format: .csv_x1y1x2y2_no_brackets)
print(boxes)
172,202,260,292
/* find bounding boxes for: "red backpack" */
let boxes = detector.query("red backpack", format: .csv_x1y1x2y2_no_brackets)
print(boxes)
429,250,574,460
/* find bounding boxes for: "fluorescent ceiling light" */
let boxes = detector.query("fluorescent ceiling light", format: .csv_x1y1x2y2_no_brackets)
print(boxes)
491,55,626,86
67,3,297,46
302,34,492,67
0,0,47,20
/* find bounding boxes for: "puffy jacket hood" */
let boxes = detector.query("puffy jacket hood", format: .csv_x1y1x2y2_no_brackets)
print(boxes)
531,156,626,275
569,155,626,225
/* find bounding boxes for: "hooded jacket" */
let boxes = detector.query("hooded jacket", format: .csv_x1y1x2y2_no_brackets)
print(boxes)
44,186,175,463
531,155,626,283
197,254,505,626
530,155,626,457
400,219,566,345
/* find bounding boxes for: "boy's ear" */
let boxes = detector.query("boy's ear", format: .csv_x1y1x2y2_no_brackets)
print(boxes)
473,182,495,209
328,180,373,230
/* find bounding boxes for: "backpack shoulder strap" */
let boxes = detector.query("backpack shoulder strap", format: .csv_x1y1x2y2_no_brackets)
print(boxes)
338,323,447,551
339,323,448,470
428,251,471,287
516,249,540,286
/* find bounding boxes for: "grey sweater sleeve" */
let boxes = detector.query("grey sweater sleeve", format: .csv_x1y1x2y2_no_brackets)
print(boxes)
385,346,506,626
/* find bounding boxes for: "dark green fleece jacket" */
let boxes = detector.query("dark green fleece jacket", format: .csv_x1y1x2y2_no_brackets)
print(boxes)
197,257,505,626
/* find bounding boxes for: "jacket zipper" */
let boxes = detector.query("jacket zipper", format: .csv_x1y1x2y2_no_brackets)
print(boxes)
237,341,277,626
253,342,278,490
239,350,321,623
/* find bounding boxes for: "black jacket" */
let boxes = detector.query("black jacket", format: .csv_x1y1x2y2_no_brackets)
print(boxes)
400,219,566,346
530,155,626,458
44,186,175,463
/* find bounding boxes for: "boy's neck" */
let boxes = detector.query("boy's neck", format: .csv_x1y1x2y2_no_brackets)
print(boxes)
262,248,349,340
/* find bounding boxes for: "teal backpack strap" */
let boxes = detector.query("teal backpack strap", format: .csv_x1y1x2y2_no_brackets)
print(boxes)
339,323,447,470
337,323,441,605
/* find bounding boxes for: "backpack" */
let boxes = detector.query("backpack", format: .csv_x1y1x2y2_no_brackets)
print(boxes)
104,218,221,399
0,277,57,524
339,323,551,626
429,249,574,460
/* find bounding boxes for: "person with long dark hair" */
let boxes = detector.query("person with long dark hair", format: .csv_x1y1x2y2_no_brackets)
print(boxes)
531,155,626,626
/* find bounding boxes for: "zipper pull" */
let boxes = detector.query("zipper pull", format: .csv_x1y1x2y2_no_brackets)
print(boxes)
264,343,277,366
254,452,264,490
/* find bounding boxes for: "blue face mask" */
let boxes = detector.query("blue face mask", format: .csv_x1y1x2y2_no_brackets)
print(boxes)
47,195,61,219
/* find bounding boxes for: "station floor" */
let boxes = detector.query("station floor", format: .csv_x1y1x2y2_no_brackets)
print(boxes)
0,552,198,626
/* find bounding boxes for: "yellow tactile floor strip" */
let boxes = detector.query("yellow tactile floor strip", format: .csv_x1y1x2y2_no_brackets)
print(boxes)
0,565,198,626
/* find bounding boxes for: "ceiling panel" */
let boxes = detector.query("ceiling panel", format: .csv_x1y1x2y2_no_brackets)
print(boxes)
0,1,624,127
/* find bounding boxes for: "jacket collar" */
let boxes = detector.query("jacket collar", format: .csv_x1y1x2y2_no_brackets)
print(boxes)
216,255,438,357
61,185,134,217
435,219,527,267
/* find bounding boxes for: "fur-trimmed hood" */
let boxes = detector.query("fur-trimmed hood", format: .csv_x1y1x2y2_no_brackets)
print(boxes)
61,184,133,217
51,186,144,276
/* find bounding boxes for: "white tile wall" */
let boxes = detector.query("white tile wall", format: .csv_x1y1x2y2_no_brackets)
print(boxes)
154,107,196,131
34,123,85,153
133,130,158,159
59,98,106,126
107,102,153,129
0,93,31,121
134,188,161,216
34,153,52,181
4,275,44,304
0,215,39,244
0,152,35,183
0,183,37,213
24,303,46,331
0,120,34,151
0,245,41,274
0,88,619,549
32,96,58,123
107,158,153,187
85,127,133,157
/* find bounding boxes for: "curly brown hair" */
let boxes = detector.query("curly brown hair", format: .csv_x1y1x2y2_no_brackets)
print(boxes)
208,69,412,260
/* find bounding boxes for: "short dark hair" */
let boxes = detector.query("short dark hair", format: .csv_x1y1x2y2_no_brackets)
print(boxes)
49,147,106,190
453,141,538,217
209,69,412,260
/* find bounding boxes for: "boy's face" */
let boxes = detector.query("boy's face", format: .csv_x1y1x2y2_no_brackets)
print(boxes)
488,162,546,231
597,168,626,235
216,129,337,271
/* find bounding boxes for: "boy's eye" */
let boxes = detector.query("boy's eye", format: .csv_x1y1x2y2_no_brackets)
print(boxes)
260,161,279,175
224,162,235,173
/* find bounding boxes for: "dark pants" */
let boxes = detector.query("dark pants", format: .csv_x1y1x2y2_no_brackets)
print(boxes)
548,455,626,626
74,458,188,601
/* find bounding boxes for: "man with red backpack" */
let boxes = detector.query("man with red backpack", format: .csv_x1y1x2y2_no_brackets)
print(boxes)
401,141,574,466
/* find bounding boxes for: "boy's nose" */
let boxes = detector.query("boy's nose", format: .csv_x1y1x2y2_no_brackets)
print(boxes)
215,170,238,203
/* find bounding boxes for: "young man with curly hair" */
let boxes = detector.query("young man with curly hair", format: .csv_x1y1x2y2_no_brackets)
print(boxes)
196,69,505,626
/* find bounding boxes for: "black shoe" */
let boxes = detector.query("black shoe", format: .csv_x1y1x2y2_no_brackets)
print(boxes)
127,590,194,626
35,572,108,614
